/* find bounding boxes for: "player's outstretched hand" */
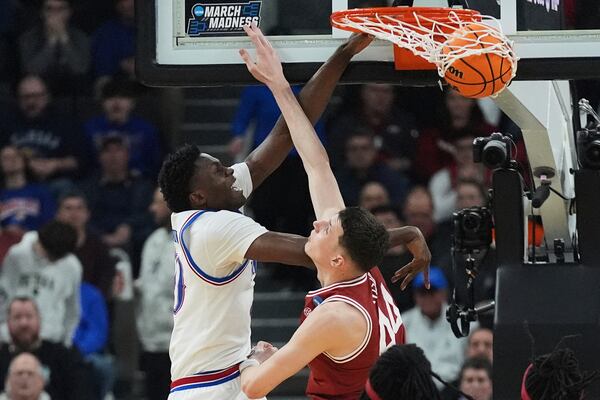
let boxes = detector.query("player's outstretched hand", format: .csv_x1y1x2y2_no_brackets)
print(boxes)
341,33,374,57
240,23,287,89
250,340,279,364
391,229,431,290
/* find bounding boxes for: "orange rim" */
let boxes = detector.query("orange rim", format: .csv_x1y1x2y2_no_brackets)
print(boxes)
331,6,482,33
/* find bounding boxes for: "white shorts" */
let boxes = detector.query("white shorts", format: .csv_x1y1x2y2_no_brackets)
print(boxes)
167,376,266,400
168,365,266,400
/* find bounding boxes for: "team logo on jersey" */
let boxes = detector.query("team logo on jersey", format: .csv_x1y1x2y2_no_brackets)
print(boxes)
187,1,262,37
303,307,312,317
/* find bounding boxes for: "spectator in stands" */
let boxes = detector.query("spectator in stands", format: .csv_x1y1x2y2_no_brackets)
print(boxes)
457,357,493,400
327,83,420,173
79,135,154,274
467,328,493,363
403,187,452,273
402,267,469,389
55,190,117,300
0,75,89,194
0,221,81,345
84,79,162,179
429,134,490,222
358,181,391,211
73,282,114,400
0,297,94,399
336,131,411,207
414,89,495,183
371,205,414,312
18,0,90,96
0,352,50,400
135,188,173,400
0,145,55,233
92,0,135,88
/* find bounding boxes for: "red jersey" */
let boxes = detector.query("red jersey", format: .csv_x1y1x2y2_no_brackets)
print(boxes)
299,267,405,400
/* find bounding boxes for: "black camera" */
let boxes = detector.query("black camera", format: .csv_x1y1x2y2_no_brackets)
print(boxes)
577,127,600,169
473,132,513,170
453,207,493,252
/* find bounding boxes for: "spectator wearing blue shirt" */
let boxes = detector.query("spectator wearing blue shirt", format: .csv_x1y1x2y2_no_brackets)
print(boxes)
73,282,115,400
84,79,162,179
91,0,135,88
0,145,55,233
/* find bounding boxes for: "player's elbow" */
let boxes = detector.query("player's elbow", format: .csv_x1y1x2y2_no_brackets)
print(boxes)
241,376,268,399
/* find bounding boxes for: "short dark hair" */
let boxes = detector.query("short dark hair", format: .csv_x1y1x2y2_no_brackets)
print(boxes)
38,221,77,261
100,78,138,100
57,189,88,209
459,357,493,383
524,348,600,400
158,144,201,212
338,207,389,272
360,344,441,400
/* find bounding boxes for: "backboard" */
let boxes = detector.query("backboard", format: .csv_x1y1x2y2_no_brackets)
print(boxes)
136,0,600,86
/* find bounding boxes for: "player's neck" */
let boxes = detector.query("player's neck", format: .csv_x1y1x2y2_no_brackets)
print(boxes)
319,267,365,288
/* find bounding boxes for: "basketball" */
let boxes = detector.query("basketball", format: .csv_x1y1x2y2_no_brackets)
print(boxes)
442,23,514,99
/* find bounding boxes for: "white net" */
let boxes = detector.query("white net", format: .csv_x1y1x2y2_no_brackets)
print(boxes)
332,8,518,95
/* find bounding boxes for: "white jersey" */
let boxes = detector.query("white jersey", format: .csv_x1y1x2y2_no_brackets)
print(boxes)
169,162,268,383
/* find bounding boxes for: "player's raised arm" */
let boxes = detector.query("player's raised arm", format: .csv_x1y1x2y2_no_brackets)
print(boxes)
240,24,356,220
244,30,371,190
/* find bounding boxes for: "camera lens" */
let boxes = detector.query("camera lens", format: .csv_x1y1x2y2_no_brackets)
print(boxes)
583,140,600,169
462,212,481,232
482,141,508,169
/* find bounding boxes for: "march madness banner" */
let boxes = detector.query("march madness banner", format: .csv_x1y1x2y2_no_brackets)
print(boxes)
186,0,262,37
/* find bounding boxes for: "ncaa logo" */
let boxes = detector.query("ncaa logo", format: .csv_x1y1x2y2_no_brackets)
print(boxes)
303,307,312,317
193,5,205,17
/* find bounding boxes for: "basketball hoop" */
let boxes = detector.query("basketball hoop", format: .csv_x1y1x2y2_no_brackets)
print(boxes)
331,7,518,98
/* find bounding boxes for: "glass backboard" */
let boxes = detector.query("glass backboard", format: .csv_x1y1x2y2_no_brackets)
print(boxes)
137,0,600,86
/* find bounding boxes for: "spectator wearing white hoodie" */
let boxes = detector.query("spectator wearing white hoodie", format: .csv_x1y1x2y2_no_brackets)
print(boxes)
0,220,81,345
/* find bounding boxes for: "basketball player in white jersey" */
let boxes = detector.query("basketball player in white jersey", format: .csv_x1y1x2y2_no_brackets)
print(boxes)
159,28,430,400
237,24,431,399
159,32,377,400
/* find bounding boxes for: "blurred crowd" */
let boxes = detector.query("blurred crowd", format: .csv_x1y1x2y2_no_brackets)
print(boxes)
1,1,600,400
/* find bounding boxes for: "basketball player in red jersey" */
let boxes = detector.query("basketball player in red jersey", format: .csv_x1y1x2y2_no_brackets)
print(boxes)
237,24,431,400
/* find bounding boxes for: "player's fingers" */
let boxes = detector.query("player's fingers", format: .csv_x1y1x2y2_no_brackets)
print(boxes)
423,264,430,289
401,271,417,291
252,23,273,49
244,23,265,52
391,261,414,283
239,49,254,67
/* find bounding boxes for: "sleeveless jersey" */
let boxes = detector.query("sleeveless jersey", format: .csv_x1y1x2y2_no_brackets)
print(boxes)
169,163,268,381
299,267,405,399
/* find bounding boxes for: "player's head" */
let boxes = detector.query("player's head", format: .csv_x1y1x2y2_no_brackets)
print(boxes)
158,144,246,213
305,207,389,275
522,347,600,400
360,344,442,400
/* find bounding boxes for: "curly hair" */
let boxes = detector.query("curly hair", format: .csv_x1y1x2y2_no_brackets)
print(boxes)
338,207,389,272
359,344,441,400
524,348,600,400
158,144,201,213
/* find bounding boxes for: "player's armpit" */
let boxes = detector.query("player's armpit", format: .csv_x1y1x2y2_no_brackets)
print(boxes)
245,231,315,269
241,302,364,399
